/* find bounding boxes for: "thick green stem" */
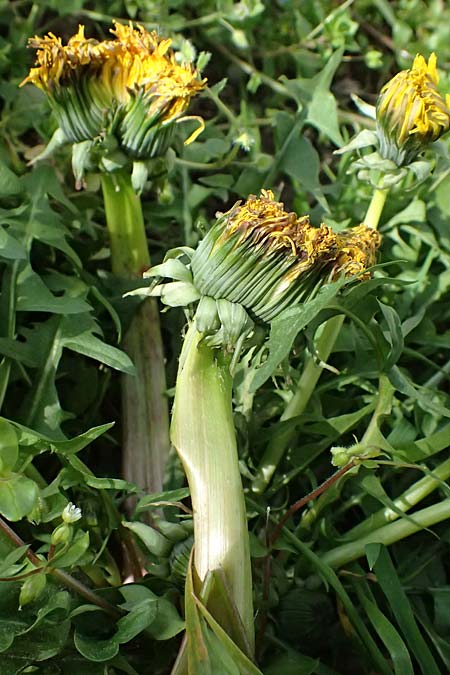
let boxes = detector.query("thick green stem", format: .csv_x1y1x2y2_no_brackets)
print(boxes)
171,323,254,653
101,172,169,496
251,183,389,494
320,498,450,570
101,172,150,276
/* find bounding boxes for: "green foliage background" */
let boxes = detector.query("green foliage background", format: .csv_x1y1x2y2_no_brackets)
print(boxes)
1,0,450,673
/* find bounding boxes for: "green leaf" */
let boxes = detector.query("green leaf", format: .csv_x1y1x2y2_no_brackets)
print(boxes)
46,423,114,456
51,530,90,568
121,521,172,557
0,473,39,521
0,544,29,576
63,330,135,374
115,598,158,643
378,301,404,369
273,111,322,196
358,592,414,675
250,278,346,391
135,487,190,514
306,49,344,146
74,632,119,663
372,545,441,675
119,585,185,641
0,226,27,260
0,418,18,473
0,161,22,196
16,265,90,314
282,50,344,145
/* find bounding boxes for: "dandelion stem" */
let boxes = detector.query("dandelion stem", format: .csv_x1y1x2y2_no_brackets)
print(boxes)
101,172,170,497
362,186,389,230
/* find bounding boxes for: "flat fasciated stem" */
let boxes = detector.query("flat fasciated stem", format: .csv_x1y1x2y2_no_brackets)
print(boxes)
171,322,254,654
101,172,169,497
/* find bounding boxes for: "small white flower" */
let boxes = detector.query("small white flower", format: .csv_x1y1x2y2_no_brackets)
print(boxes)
62,502,82,524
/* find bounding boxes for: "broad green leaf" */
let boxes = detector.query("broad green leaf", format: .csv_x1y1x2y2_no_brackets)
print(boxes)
0,473,39,521
282,50,344,145
0,544,29,576
51,530,90,568
74,632,119,662
16,265,90,314
119,584,185,641
0,161,22,196
273,111,322,196
0,226,27,260
115,598,158,643
0,418,18,473
121,521,172,557
63,331,135,374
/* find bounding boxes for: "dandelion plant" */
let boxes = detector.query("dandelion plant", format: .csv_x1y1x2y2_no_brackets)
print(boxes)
21,22,206,495
134,189,380,669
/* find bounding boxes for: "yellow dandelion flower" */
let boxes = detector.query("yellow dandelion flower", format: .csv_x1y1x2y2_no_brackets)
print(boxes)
376,53,450,165
21,22,206,159
191,191,381,323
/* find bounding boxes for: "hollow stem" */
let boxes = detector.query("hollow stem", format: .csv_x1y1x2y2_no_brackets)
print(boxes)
251,182,390,494
101,172,170,497
171,322,254,653
362,186,389,230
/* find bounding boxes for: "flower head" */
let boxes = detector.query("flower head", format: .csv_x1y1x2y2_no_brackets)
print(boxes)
191,190,381,324
139,190,380,348
21,22,206,160
62,502,82,524
376,53,450,165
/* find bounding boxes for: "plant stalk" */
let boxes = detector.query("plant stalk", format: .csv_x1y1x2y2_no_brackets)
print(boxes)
362,186,389,229
171,322,254,653
320,498,450,570
344,455,450,540
101,172,170,496
251,183,389,494
0,517,122,619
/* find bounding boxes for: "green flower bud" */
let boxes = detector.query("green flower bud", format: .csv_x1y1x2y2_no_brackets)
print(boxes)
51,522,71,546
19,573,47,608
